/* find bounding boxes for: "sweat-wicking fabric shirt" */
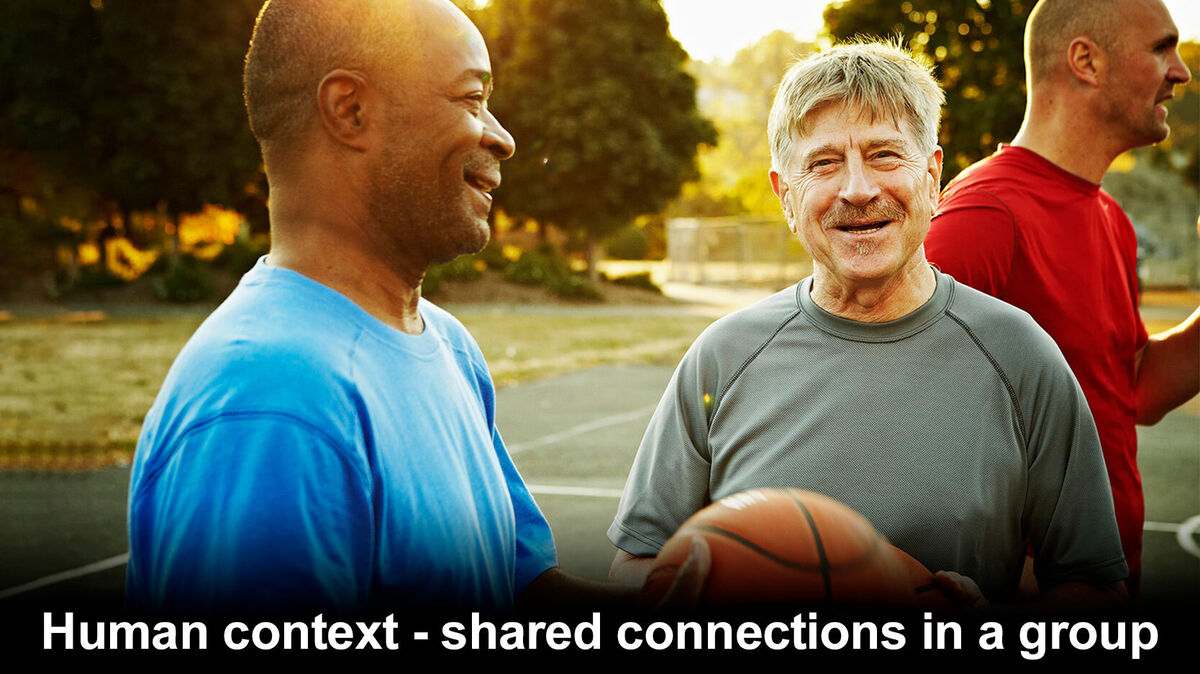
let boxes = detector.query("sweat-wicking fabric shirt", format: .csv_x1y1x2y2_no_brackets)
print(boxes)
925,144,1149,582
608,269,1127,602
127,258,557,615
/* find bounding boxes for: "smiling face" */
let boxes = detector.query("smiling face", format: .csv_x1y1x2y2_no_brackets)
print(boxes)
770,102,942,297
1101,0,1191,148
368,0,515,266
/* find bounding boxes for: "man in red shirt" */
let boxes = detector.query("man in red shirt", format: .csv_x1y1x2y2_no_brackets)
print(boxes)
926,0,1198,595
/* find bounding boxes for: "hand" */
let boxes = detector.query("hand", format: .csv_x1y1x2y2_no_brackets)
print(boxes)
933,570,991,616
642,535,711,610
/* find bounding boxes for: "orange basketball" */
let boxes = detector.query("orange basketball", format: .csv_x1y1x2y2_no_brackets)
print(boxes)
643,488,914,608
889,544,956,614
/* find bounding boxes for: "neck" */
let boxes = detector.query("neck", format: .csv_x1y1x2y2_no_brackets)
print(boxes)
810,258,937,323
1010,91,1124,184
265,181,427,335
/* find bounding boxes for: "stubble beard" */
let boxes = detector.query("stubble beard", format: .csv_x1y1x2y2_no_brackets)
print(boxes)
367,144,491,272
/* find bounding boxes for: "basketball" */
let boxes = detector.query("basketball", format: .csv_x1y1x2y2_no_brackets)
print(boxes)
889,544,956,614
643,488,915,608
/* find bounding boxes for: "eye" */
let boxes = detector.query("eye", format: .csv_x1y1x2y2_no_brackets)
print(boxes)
464,93,486,116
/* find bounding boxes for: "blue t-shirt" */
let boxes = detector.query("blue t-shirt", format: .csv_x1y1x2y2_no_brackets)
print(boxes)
126,258,557,614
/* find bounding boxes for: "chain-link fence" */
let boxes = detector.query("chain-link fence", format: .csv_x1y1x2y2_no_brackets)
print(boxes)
666,216,811,285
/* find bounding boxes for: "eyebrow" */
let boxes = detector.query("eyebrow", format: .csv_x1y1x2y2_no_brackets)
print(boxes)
800,137,909,162
455,69,494,96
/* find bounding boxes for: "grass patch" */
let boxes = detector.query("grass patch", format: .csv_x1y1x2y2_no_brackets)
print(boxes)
1,310,715,468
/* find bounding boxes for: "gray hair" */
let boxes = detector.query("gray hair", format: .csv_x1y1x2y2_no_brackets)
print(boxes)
767,41,945,172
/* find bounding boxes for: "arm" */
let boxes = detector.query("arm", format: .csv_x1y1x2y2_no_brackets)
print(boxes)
127,415,373,614
934,572,1128,615
1134,306,1200,425
518,538,710,611
609,549,658,586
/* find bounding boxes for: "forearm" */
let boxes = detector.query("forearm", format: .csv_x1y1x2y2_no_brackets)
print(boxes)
516,568,638,612
1135,306,1200,425
608,550,658,586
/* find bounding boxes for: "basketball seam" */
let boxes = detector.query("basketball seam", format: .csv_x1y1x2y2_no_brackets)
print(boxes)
688,523,885,573
791,494,834,604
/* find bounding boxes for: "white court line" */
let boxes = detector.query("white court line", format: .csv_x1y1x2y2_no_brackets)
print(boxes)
1,509,1195,600
0,553,129,601
507,404,658,454
1176,515,1200,559
528,484,624,498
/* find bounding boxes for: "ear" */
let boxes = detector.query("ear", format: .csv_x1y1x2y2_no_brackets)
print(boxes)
1066,37,1104,87
769,168,798,233
316,69,374,152
927,147,944,206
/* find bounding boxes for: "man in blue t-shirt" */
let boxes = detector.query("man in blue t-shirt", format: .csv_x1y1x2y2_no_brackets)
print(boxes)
127,0,706,616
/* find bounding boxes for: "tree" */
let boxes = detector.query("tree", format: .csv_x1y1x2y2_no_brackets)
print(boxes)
823,0,1032,181
473,0,716,278
0,0,265,270
672,31,814,217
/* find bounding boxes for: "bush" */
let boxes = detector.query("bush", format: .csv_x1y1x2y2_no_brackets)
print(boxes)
504,247,573,286
606,271,662,294
547,274,603,300
46,265,127,299
214,236,269,275
422,254,485,296
155,257,213,303
604,225,650,260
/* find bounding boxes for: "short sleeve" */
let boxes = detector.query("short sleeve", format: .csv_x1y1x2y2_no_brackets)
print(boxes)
608,344,715,556
926,189,1018,298
1019,341,1129,589
126,414,374,614
459,330,558,593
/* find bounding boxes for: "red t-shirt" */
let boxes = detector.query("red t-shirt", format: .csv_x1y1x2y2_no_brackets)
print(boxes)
926,144,1149,583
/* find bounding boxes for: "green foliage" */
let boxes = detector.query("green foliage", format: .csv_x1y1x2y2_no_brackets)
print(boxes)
504,247,574,286
0,215,62,294
823,0,1031,182
0,1,264,225
604,225,651,260
605,271,662,294
502,246,603,299
546,274,604,301
673,31,814,218
422,255,486,296
213,237,269,275
46,265,126,300
475,0,716,257
154,257,213,303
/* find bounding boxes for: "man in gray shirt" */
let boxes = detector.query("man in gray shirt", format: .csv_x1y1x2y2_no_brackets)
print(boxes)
608,42,1128,611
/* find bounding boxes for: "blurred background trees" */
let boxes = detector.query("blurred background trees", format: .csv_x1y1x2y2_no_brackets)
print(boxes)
1,0,1195,300
470,0,715,281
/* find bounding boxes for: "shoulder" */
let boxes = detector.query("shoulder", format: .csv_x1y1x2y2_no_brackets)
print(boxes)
690,286,802,361
144,271,372,449
419,298,490,378
942,277,1067,372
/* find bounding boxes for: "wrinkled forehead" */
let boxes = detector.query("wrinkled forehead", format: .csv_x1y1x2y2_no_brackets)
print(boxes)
792,99,916,150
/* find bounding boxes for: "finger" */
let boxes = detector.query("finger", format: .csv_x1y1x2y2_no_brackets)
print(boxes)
657,536,711,609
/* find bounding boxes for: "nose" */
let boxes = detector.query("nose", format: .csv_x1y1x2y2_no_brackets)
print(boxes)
1168,47,1191,85
839,153,881,206
482,109,516,161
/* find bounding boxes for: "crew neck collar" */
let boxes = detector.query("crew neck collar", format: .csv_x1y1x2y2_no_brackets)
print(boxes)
794,267,954,342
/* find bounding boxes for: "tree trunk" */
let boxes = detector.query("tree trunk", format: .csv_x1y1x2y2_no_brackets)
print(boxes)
586,234,602,285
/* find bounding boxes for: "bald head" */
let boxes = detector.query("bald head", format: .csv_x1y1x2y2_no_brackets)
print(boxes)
1025,0,1127,85
243,0,478,156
